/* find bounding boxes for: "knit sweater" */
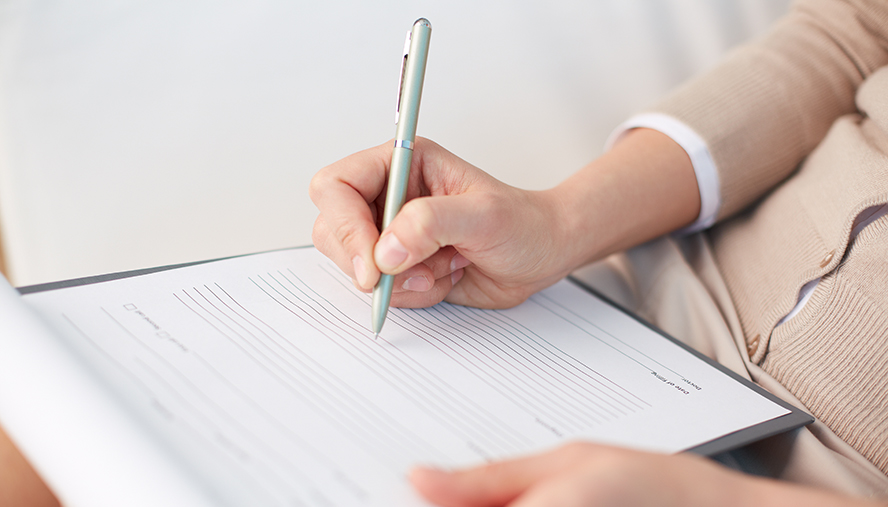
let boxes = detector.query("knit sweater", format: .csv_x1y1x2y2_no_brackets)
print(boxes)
654,0,888,474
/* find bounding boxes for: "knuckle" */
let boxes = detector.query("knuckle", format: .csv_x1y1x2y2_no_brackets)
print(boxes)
308,168,333,204
336,222,364,251
311,217,338,256
312,219,346,264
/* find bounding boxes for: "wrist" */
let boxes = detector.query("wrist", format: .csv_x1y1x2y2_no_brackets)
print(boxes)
533,186,586,280
545,165,620,272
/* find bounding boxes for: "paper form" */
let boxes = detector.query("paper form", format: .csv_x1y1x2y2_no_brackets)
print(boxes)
21,247,790,506
0,276,215,507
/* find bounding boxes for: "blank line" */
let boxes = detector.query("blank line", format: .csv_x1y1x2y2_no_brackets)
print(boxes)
176,288,420,471
203,282,427,464
247,276,446,464
534,292,687,380
441,304,624,419
425,304,603,427
471,306,650,410
281,271,529,453
386,305,591,433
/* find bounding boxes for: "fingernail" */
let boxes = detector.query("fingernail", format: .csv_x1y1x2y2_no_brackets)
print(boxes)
376,233,408,270
450,253,471,272
352,255,367,287
403,276,431,292
451,268,465,286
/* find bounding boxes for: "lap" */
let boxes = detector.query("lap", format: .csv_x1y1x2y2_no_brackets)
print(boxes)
0,422,59,507
572,234,888,499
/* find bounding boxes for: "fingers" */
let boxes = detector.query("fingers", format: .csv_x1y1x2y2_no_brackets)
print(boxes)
409,447,579,507
316,215,471,307
409,443,613,507
374,191,501,275
409,461,535,507
312,138,466,290
385,247,471,308
391,246,455,291
309,144,391,289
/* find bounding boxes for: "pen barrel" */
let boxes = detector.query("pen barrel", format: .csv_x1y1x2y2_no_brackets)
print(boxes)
382,19,431,231
380,147,413,229
371,18,431,336
371,274,394,332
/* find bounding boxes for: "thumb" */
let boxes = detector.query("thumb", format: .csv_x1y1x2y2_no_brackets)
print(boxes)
374,192,499,275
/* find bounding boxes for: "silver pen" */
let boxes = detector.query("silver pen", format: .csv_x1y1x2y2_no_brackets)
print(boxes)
370,18,432,337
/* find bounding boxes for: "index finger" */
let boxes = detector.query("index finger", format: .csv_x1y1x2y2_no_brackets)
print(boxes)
409,442,607,507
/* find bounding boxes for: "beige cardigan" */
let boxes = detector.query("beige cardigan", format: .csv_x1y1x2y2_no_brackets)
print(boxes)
653,0,888,482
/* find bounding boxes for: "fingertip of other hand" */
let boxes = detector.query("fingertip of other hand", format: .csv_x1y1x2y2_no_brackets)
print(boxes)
409,467,454,504
409,465,450,484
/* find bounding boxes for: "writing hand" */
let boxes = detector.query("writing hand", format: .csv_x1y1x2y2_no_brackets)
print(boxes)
310,138,572,309
312,129,703,310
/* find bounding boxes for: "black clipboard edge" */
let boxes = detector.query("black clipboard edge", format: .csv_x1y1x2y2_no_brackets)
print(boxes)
17,246,312,295
566,275,814,457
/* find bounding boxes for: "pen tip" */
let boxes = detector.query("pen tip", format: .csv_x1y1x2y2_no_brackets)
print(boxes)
373,332,379,339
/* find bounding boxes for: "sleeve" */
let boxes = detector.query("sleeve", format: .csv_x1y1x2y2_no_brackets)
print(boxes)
649,0,888,221
606,113,720,233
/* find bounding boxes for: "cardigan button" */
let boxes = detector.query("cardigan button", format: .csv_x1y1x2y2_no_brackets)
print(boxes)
747,333,761,357
820,249,836,268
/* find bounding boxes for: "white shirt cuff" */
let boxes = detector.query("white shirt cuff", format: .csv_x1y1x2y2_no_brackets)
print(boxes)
605,113,721,234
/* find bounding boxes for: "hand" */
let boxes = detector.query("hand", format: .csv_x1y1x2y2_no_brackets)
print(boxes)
311,129,702,309
409,442,882,507
310,138,574,309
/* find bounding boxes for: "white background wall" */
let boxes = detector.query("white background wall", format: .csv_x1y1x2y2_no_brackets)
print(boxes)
0,0,791,286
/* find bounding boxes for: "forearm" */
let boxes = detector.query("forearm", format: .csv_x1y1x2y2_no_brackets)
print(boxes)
545,127,700,271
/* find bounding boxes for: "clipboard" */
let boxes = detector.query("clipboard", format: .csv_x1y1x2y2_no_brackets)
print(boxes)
4,246,813,506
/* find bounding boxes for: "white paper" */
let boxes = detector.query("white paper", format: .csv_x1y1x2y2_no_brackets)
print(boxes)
18,248,789,506
0,277,214,507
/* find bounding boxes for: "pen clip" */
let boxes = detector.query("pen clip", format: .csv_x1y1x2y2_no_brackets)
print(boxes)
395,30,412,125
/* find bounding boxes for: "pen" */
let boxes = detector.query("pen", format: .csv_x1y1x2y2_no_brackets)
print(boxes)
371,18,432,337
